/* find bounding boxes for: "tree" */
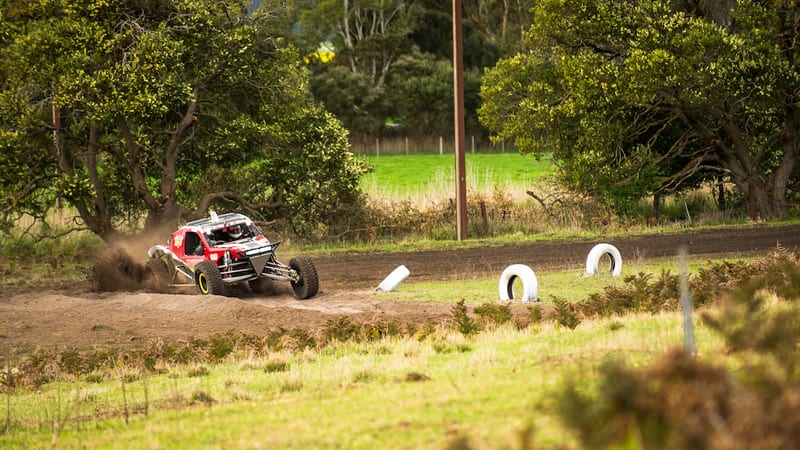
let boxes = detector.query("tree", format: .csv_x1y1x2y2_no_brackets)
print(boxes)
480,0,800,218
309,65,387,136
386,51,454,135
0,0,368,241
462,0,536,53
299,0,420,88
384,49,484,136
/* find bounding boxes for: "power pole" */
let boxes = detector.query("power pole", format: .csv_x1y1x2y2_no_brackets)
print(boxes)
453,0,468,240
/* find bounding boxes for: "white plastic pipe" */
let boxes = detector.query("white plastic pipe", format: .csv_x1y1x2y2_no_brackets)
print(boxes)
376,265,410,292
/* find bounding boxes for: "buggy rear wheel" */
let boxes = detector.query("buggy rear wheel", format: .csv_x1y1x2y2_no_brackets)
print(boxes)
145,258,171,292
195,261,225,295
289,255,318,300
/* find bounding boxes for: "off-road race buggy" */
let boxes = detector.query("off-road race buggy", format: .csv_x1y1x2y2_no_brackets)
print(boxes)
144,212,319,299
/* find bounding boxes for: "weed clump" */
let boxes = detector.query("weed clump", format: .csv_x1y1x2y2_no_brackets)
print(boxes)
557,248,800,324
322,317,362,343
265,328,316,352
451,300,481,336
321,318,405,344
190,390,215,405
473,302,512,326
581,271,680,318
551,297,581,329
527,304,544,324
263,361,290,373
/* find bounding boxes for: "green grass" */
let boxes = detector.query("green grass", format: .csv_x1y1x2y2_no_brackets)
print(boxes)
359,152,555,203
1,311,726,449
0,255,748,448
374,255,746,304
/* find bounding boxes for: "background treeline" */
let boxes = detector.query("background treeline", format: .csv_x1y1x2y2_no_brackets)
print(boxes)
253,0,534,151
3,0,800,245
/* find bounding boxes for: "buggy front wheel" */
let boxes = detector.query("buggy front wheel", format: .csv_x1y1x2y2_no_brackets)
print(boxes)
289,255,319,300
195,261,225,295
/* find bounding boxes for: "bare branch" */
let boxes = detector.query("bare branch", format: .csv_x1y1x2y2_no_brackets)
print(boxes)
193,191,284,219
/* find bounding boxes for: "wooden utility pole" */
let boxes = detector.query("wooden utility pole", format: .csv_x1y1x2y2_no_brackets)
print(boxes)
453,0,468,240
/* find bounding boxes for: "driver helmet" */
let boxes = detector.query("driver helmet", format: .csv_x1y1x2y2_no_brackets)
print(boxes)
228,224,244,239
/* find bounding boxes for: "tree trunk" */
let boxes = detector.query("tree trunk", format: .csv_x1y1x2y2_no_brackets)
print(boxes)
653,192,661,223
731,177,783,220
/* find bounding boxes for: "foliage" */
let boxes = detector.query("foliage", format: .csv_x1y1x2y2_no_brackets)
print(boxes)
296,0,498,141
551,296,581,329
480,0,800,218
410,5,500,68
0,0,368,241
297,0,420,88
322,317,363,343
320,317,406,344
386,51,455,135
561,249,800,326
702,255,800,380
527,304,544,324
582,271,681,317
382,50,485,136
556,349,740,450
556,258,800,450
451,299,481,336
472,302,512,326
310,66,387,136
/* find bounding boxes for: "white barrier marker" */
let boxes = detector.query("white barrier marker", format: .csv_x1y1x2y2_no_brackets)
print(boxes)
585,243,623,276
498,264,539,303
376,265,410,292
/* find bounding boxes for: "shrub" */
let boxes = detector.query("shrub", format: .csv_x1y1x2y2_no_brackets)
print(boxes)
322,317,362,343
473,302,513,326
451,300,481,336
556,259,800,450
551,297,581,329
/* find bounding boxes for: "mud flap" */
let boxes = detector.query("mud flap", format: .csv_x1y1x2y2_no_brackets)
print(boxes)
250,254,270,276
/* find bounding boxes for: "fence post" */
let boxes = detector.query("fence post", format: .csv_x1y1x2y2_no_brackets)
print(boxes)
678,246,696,355
439,136,443,155
376,138,380,156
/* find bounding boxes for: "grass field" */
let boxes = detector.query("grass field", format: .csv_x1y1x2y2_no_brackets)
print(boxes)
2,311,721,449
1,254,766,449
359,152,555,204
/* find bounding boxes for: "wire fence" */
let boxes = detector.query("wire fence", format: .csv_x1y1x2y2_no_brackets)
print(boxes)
349,134,513,155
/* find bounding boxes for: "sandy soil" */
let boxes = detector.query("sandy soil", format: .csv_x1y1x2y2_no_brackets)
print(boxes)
2,223,799,357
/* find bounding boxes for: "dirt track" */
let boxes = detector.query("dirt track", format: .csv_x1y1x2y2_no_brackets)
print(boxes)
2,223,799,358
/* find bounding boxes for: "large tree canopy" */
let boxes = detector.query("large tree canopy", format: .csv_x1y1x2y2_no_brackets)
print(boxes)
480,0,800,218
0,0,368,241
